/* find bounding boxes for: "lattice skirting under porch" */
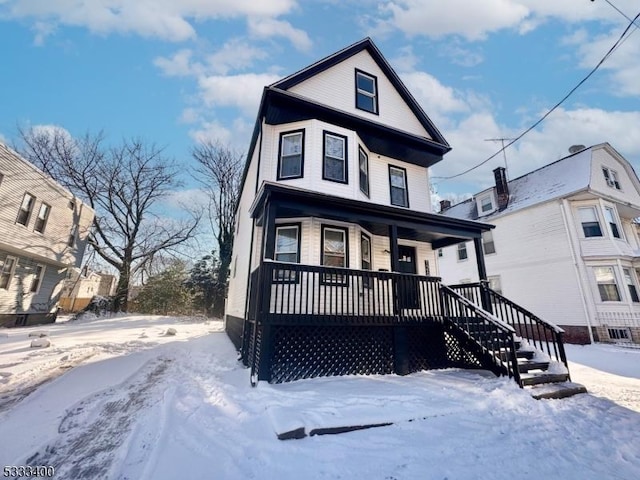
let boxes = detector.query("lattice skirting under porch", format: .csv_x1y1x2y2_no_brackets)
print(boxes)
237,321,488,384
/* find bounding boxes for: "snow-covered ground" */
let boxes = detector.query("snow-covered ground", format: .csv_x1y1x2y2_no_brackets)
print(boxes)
0,314,639,479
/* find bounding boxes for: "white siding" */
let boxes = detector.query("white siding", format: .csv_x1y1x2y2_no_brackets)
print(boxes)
439,201,586,327
288,50,432,140
261,120,431,213
589,146,640,207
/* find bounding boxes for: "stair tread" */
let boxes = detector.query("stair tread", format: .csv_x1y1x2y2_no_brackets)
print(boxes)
520,373,569,386
527,382,588,400
517,360,549,373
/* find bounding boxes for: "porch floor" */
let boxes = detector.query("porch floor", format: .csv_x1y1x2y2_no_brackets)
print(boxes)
266,369,501,439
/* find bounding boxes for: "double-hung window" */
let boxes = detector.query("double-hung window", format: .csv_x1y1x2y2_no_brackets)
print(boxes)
323,132,347,183
602,167,621,190
16,193,35,226
68,224,78,247
579,207,602,237
594,266,621,302
0,256,17,290
34,203,51,234
361,233,372,288
358,147,369,197
322,226,348,284
604,207,622,239
623,268,639,302
389,166,408,207
457,242,468,261
274,225,300,282
482,231,496,255
278,130,304,180
30,264,45,293
355,69,378,114
480,195,493,213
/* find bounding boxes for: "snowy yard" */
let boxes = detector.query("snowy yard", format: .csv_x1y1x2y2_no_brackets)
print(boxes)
0,315,639,480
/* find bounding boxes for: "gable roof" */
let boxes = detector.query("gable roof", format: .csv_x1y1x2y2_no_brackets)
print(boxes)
271,37,449,150
443,145,596,221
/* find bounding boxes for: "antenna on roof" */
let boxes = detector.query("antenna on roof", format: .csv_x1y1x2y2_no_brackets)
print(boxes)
484,137,513,180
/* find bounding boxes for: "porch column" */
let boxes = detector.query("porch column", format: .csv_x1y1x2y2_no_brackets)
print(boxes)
473,236,492,314
389,224,409,375
257,200,277,382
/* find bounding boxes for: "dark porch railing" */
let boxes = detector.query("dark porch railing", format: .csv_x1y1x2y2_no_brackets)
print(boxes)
449,282,569,373
440,285,521,383
250,261,443,324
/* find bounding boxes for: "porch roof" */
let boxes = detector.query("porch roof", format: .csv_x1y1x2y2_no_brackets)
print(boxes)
250,182,493,249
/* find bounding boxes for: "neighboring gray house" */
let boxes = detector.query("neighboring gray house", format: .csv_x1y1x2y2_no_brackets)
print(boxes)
0,143,94,327
439,143,640,345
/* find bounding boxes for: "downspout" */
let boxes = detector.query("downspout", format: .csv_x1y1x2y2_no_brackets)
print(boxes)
560,199,595,343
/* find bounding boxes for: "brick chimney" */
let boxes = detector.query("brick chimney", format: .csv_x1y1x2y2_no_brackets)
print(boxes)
493,167,509,210
439,199,451,212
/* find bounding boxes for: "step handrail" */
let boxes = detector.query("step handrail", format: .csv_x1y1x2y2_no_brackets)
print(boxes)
441,285,516,333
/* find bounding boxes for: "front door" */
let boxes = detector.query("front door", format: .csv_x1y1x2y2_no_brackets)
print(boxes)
397,245,419,309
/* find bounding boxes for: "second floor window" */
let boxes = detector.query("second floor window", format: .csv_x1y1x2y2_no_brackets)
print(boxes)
457,242,468,261
278,130,304,180
16,193,35,226
594,266,621,302
482,231,496,254
34,203,51,234
323,132,347,183
578,207,602,238
389,166,408,207
359,147,369,197
604,207,622,239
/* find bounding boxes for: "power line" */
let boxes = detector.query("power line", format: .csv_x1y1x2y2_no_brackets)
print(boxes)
434,6,640,183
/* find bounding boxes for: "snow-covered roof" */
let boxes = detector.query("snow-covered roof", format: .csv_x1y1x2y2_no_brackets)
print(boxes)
443,146,594,221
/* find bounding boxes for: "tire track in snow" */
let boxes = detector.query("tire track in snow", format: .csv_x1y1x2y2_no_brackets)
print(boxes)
24,357,172,480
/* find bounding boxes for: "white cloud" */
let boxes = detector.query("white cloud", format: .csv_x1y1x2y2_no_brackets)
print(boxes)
3,0,298,42
154,49,203,77
189,119,233,145
205,39,268,75
197,73,278,114
247,16,312,52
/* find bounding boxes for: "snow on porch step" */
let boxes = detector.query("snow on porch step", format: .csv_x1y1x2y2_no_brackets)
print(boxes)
517,360,549,373
527,382,588,400
520,372,569,386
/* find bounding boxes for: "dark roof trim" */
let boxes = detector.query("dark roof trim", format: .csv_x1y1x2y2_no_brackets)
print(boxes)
271,37,450,149
250,182,493,237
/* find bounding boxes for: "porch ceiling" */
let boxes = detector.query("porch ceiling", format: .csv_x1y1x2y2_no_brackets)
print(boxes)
250,182,493,248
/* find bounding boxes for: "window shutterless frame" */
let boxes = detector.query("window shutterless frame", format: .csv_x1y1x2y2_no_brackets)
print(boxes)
273,223,301,283
16,192,35,226
30,264,45,294
0,256,17,290
360,232,372,288
277,129,305,180
358,146,369,197
578,207,603,238
355,69,379,115
321,225,349,285
388,165,409,207
34,203,51,234
323,131,348,184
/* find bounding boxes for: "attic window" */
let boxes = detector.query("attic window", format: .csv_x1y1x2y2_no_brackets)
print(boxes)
602,167,621,190
355,70,378,114
479,195,493,213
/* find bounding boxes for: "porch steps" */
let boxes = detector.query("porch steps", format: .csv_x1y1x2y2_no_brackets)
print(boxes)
527,382,588,400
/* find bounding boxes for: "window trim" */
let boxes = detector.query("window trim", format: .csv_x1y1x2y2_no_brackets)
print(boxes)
322,131,348,184
594,266,621,302
33,202,51,234
478,193,494,214
623,268,639,303
482,230,496,255
388,165,409,208
360,232,372,288
602,166,621,190
68,224,78,247
274,223,302,284
457,242,468,261
321,225,349,285
358,146,369,197
16,192,36,227
277,129,305,180
0,256,17,290
30,264,46,294
604,206,622,240
578,206,603,238
354,68,379,115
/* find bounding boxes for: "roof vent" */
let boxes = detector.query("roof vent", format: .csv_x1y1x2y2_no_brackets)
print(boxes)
569,145,586,154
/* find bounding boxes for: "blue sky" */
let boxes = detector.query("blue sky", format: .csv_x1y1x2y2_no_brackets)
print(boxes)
2,0,640,205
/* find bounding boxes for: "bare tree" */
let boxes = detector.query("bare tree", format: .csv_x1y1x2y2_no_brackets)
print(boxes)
191,141,243,316
18,127,199,311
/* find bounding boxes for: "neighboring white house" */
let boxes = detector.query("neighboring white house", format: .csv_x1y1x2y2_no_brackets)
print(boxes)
59,268,116,312
224,38,578,394
0,143,95,327
439,143,640,345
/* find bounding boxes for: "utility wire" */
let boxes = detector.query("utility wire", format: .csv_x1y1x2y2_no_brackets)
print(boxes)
434,7,640,182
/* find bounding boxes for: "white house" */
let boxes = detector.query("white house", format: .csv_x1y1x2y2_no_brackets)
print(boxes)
225,38,582,396
439,143,640,345
59,268,116,312
0,143,94,327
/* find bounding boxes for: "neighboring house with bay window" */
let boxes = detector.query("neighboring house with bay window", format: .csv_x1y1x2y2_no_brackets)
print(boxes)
0,143,94,327
224,38,582,397
439,143,640,345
